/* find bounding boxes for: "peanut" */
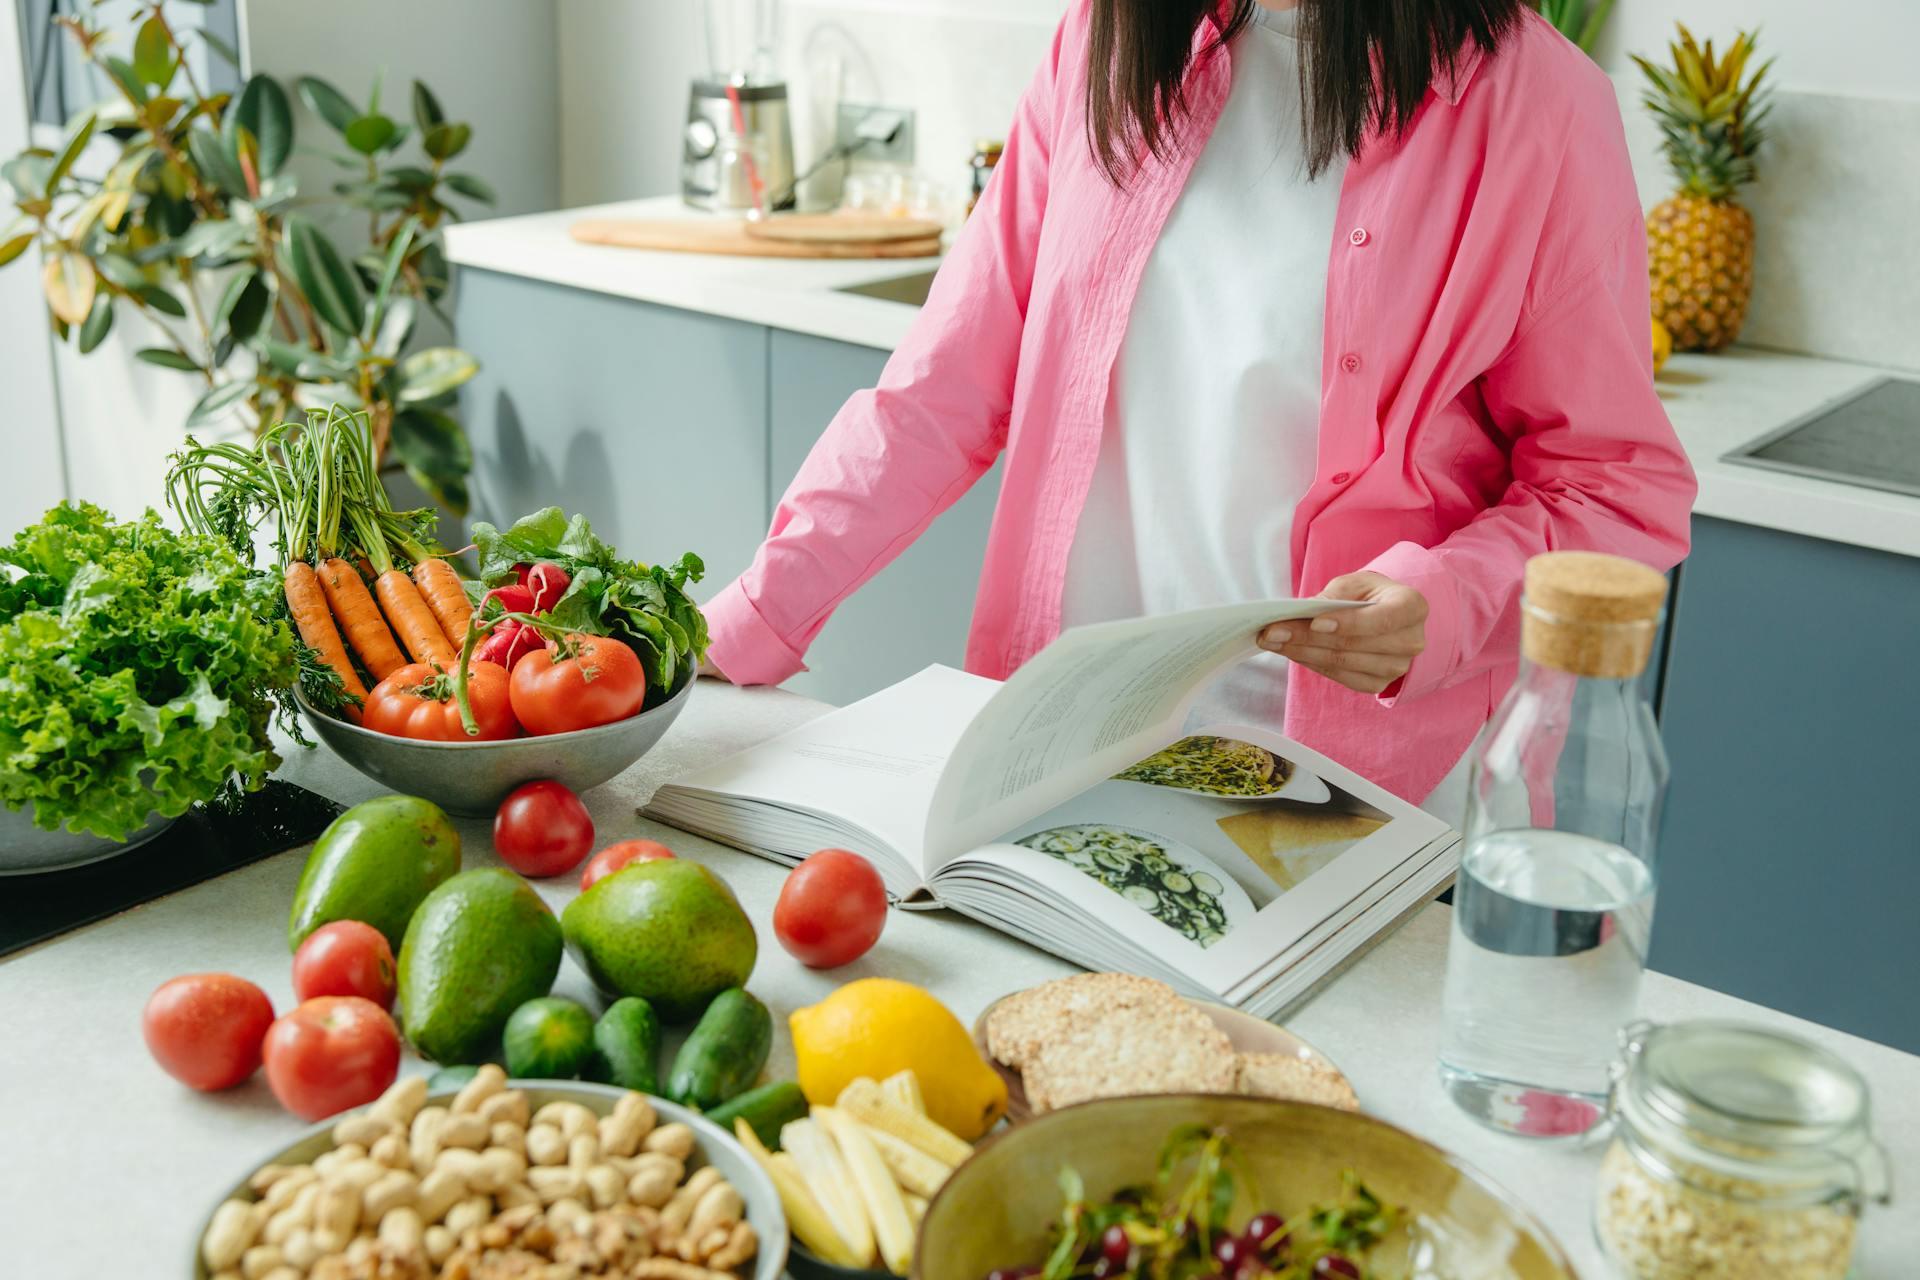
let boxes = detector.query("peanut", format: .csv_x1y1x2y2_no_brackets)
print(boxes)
547,1197,589,1234
707,1221,757,1270
257,1270,302,1280
627,1162,679,1209
476,1086,528,1128
313,1180,360,1240
438,1111,490,1150
264,1183,318,1244
423,1225,457,1265
567,1132,601,1171
311,1225,349,1256
686,1181,743,1242
414,1167,466,1224
525,1123,567,1166
584,1162,626,1209
248,1164,298,1195
533,1099,596,1138
469,1147,526,1194
488,1121,525,1156
432,1147,485,1184
496,1180,540,1210
528,1166,584,1204
261,1167,316,1211
451,1063,506,1112
642,1123,695,1161
410,1106,449,1172
369,1132,410,1169
280,1227,319,1269
444,1194,490,1237
600,1093,656,1157
330,1112,395,1149
329,1155,385,1195
361,1168,418,1220
378,1206,425,1251
370,1074,429,1128
202,1199,262,1271
240,1244,284,1280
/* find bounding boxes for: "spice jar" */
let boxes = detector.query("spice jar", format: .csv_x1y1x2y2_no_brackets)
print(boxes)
1595,1020,1891,1280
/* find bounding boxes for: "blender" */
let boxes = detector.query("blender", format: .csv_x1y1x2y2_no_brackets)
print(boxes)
682,0,797,213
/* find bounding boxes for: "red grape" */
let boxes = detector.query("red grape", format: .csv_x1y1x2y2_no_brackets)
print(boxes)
1101,1224,1132,1265
1214,1236,1250,1268
1315,1255,1361,1278
1246,1212,1291,1257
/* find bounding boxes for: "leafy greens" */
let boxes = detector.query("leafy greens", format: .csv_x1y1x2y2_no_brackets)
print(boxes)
0,503,298,840
469,507,708,693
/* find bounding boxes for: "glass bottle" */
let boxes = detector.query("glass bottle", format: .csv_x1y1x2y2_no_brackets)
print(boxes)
966,138,1004,217
1439,551,1670,1138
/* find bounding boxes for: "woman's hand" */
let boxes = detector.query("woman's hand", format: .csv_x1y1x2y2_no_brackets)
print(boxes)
697,654,732,682
1258,571,1428,695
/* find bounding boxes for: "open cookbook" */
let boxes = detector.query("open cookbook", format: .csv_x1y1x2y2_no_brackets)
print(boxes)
644,600,1461,1018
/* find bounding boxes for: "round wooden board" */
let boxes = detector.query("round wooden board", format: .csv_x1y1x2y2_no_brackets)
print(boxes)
741,212,945,244
974,990,1355,1124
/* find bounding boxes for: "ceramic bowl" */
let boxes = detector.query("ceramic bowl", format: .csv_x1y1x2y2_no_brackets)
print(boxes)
298,675,693,815
914,1094,1578,1280
0,803,178,875
191,1080,788,1280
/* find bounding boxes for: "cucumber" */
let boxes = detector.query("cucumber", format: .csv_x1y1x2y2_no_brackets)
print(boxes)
704,1080,809,1151
583,996,662,1093
666,987,772,1108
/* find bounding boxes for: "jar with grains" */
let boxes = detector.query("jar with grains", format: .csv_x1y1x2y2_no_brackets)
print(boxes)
1595,1020,1891,1280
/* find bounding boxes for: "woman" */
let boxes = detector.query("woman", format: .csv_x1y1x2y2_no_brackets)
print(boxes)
702,0,1696,811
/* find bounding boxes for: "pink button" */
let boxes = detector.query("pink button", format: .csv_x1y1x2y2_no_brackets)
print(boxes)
1349,227,1369,246
1331,471,1352,484
1341,353,1362,373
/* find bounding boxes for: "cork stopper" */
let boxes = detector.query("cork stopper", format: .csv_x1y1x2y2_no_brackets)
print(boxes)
1522,551,1668,678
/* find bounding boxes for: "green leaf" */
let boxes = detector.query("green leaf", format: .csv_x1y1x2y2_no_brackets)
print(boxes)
393,347,479,404
0,232,32,268
135,284,187,317
285,214,362,336
135,347,201,371
364,214,419,338
43,252,96,325
344,114,400,155
422,121,471,162
78,295,114,352
195,27,241,68
132,16,175,89
296,76,360,135
95,253,145,289
381,165,437,192
47,114,97,192
230,76,294,177
186,378,256,428
295,351,356,382
2,153,52,200
171,217,248,261
216,270,272,343
186,127,246,196
259,338,309,376
372,296,415,358
412,80,445,131
442,172,495,204
102,57,149,106
391,408,473,481
406,465,469,517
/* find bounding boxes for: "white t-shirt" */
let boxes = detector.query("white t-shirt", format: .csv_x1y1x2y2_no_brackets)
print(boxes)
1059,6,1341,726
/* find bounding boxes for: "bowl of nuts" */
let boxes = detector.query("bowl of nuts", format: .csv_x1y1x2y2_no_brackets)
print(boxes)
193,1071,788,1280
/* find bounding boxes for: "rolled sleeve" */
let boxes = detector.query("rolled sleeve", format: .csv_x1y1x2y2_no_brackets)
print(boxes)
701,579,809,686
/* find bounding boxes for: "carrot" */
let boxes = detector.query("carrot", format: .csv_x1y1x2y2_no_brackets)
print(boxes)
318,557,407,681
284,561,367,722
411,558,474,650
375,568,458,669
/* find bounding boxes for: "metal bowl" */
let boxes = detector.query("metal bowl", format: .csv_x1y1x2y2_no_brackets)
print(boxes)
915,1094,1578,1280
298,676,694,816
192,1080,788,1279
0,803,178,875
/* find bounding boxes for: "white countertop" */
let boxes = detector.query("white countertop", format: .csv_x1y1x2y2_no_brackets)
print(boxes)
4,682,1915,1278
447,197,1920,561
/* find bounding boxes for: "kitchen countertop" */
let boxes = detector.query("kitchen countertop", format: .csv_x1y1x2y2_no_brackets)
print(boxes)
4,682,1915,1278
446,196,1920,561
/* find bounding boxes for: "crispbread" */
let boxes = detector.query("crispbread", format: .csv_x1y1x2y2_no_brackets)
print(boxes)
1233,1051,1360,1111
1016,988,1237,1112
983,972,1181,1069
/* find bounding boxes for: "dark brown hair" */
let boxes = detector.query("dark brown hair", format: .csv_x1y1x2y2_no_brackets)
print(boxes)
1087,0,1526,181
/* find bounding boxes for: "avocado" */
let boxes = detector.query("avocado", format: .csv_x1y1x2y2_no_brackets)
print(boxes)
289,795,461,951
397,868,563,1063
667,987,772,1108
582,997,662,1093
503,996,595,1080
560,860,756,1021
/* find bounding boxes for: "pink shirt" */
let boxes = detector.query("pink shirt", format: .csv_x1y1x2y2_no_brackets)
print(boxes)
704,4,1697,803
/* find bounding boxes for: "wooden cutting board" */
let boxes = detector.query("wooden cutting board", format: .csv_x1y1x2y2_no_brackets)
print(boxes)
742,212,944,244
570,217,942,259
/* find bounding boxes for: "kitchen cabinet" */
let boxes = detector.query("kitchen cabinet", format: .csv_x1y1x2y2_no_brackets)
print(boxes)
767,331,1002,706
1652,515,1920,1053
456,276,1000,708
454,269,772,594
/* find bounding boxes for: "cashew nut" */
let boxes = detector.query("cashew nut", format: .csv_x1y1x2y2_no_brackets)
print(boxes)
451,1063,506,1114
477,1087,529,1128
524,1123,567,1166
642,1123,696,1161
438,1111,490,1150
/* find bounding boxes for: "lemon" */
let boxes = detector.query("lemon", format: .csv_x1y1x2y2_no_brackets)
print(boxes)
1651,316,1673,375
790,978,1007,1140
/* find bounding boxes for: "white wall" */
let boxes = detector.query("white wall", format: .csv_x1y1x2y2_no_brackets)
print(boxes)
557,0,707,206
1590,0,1920,102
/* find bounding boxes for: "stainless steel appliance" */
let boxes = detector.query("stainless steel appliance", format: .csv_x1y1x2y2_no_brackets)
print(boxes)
683,0,795,211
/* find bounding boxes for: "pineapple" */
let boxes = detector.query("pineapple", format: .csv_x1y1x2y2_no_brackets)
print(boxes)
1633,26,1774,353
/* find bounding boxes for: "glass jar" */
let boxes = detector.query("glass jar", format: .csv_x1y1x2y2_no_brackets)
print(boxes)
1439,552,1670,1137
1595,1020,1891,1280
967,137,1004,216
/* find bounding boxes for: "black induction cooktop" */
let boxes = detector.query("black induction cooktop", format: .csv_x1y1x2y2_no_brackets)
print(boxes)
1724,376,1920,499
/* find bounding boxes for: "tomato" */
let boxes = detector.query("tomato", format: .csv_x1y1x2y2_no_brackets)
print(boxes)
773,848,889,969
292,920,396,1009
261,996,402,1121
580,838,676,891
142,973,275,1091
363,661,517,742
495,779,595,877
508,632,647,735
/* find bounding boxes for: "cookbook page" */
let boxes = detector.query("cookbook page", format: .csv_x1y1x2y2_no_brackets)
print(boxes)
936,723,1452,993
921,599,1359,864
648,665,999,877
